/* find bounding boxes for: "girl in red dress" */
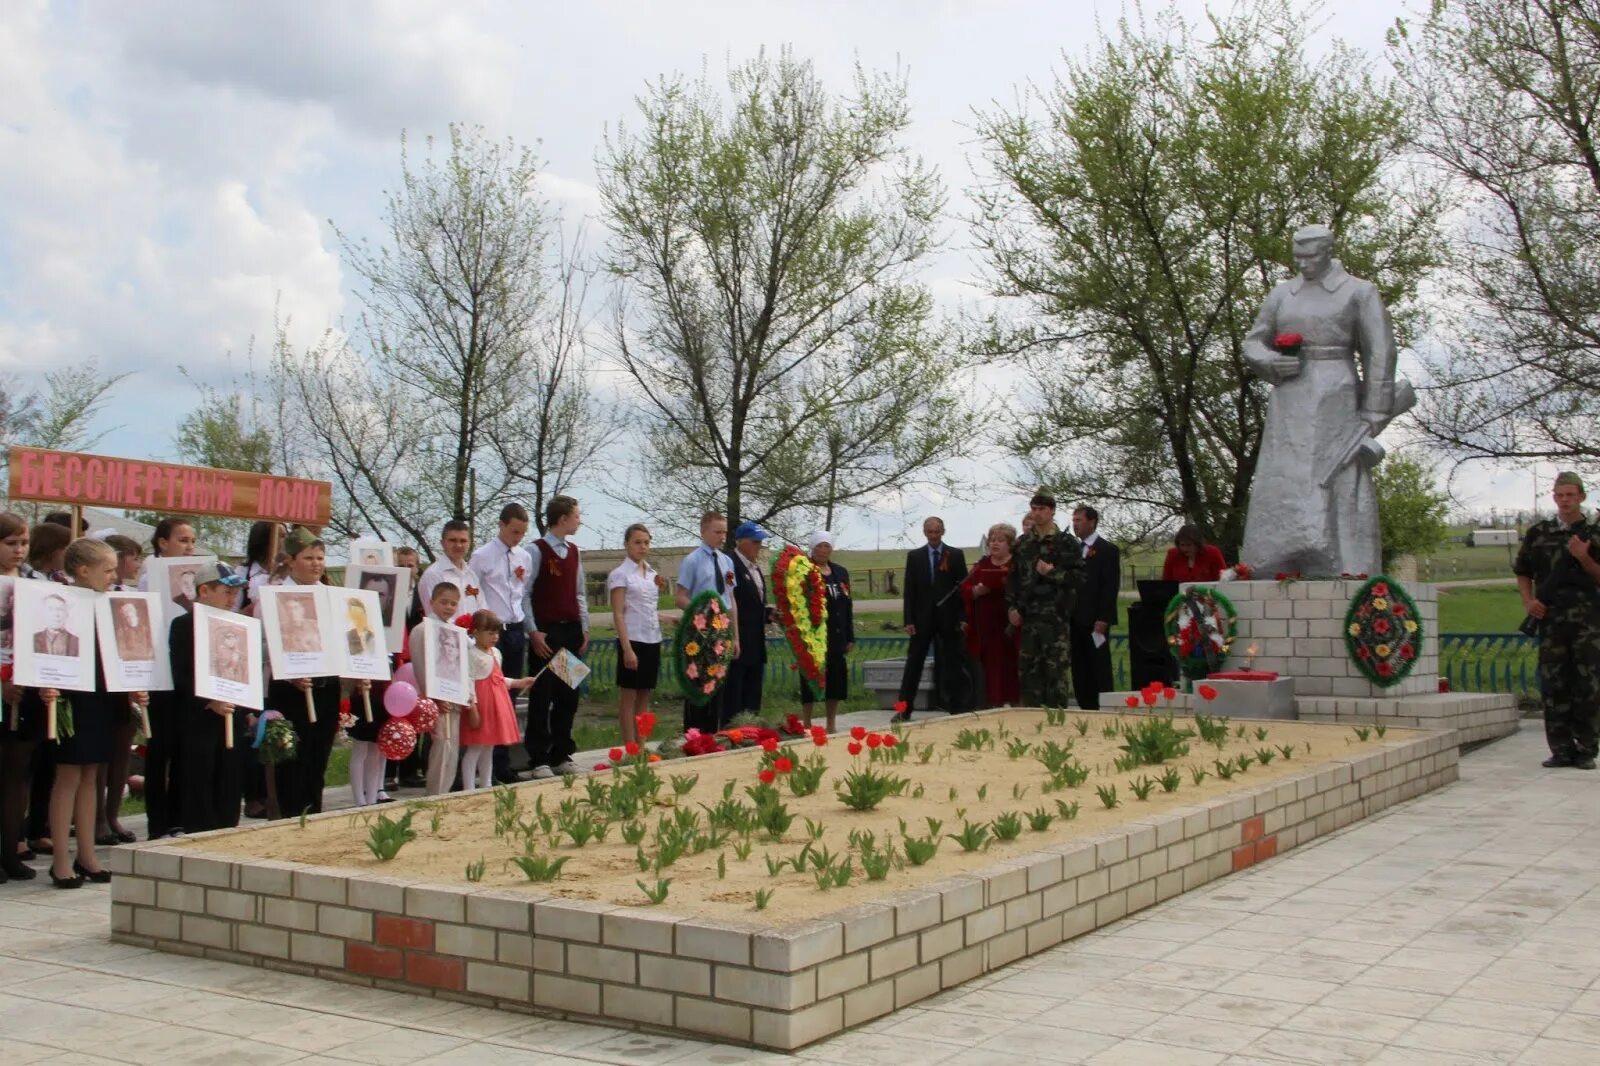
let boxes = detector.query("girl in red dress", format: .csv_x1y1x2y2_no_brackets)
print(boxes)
460,610,532,791
962,523,1022,708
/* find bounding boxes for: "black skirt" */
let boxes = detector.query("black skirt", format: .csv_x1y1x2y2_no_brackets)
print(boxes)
55,689,117,765
617,641,661,691
800,650,849,703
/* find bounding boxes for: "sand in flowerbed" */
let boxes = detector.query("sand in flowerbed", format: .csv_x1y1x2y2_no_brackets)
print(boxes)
192,711,1416,923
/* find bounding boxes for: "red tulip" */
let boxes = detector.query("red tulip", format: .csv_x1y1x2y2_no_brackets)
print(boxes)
635,711,657,738
882,734,898,748
625,741,640,756
761,737,779,753
848,742,863,756
774,757,793,774
1162,687,1177,701
1124,695,1139,708
594,762,610,771
1141,690,1158,706
892,700,908,713
758,769,776,784
609,747,624,762
866,733,882,749
1197,684,1218,701
850,725,867,740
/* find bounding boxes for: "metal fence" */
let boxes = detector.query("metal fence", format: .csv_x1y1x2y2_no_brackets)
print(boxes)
579,632,1540,700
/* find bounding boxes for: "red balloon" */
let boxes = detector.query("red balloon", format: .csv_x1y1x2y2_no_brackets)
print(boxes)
411,698,440,735
377,718,417,760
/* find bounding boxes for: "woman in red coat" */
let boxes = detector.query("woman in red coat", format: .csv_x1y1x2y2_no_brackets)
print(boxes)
961,523,1022,708
1162,524,1227,583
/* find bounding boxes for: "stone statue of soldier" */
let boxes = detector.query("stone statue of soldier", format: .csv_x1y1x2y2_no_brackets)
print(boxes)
1241,225,1414,578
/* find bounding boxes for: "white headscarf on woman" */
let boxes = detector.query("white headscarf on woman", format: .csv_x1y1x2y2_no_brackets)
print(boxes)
808,530,835,553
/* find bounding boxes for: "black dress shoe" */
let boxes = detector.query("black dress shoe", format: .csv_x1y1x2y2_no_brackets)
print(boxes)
1,859,37,881
1576,758,1597,771
73,861,111,884
1543,754,1574,768
50,870,84,889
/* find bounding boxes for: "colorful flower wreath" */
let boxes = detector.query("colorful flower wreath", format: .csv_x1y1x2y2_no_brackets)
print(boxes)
1343,575,1423,687
674,590,736,705
1163,586,1238,680
771,545,828,684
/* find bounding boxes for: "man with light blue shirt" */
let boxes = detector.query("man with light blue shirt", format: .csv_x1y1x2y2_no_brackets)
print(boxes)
675,511,741,732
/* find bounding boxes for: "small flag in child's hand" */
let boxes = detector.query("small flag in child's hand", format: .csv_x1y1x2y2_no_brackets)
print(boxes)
548,648,591,689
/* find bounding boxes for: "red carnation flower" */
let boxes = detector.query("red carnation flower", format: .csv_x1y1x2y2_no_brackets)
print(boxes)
866,733,882,749
1392,604,1407,617
1197,684,1218,701
454,613,474,629
1357,646,1370,660
1399,644,1416,661
609,747,624,762
1273,332,1303,351
773,757,793,774
1376,661,1393,677
758,769,776,784
850,725,867,740
1373,619,1390,636
340,697,351,714
1372,582,1390,597
847,742,863,756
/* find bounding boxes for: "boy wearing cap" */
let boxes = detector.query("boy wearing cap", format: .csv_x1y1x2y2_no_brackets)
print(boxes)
725,521,770,721
1515,472,1600,769
168,562,248,833
674,511,741,733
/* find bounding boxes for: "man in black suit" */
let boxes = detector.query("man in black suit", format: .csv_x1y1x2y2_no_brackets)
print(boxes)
1069,505,1120,709
723,521,771,725
893,516,971,722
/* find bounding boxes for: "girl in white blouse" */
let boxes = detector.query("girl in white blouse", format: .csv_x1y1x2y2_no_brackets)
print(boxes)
606,523,668,746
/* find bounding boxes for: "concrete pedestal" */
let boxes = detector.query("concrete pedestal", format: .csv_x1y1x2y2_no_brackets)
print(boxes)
1207,677,1297,720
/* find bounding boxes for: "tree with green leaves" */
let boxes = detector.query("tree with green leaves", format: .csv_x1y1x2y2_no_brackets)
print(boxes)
971,1,1441,554
1374,453,1451,569
1391,0,1600,471
275,126,617,550
0,360,127,511
597,50,975,538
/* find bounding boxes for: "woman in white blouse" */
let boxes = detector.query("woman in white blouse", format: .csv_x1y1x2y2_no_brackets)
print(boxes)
606,523,668,746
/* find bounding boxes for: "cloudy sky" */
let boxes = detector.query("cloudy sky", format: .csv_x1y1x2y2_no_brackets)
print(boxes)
0,0,1546,550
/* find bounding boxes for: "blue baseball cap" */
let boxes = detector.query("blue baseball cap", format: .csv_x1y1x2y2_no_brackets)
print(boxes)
733,521,770,542
193,561,247,588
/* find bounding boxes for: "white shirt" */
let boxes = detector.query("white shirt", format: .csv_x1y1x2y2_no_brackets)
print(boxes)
736,550,765,602
418,557,483,617
525,532,589,633
607,559,663,645
1080,532,1099,558
469,537,532,626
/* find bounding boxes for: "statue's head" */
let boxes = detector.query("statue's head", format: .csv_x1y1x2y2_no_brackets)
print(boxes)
1292,224,1335,281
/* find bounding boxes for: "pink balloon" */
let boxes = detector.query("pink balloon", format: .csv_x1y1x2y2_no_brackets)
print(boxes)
393,662,417,689
383,681,418,718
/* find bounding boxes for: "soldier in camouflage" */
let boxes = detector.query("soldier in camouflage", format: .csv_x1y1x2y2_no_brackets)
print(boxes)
1514,472,1600,770
1007,490,1085,708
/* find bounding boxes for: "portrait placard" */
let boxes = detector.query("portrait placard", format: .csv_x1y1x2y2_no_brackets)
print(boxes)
257,584,337,679
343,564,411,651
145,555,220,624
95,591,172,692
335,587,391,681
193,604,264,710
420,617,471,705
349,538,394,568
13,580,97,692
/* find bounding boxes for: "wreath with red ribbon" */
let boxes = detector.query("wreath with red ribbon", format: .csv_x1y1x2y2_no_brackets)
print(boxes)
1162,586,1238,680
771,545,827,685
1343,575,1423,687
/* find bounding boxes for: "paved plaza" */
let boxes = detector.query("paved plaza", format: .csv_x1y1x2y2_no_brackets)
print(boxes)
5,723,1600,1064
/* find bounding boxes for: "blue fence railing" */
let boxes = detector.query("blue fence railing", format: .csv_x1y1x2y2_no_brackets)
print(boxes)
578,632,1539,700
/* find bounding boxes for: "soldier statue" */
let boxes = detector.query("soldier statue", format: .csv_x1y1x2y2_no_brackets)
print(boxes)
1240,225,1414,578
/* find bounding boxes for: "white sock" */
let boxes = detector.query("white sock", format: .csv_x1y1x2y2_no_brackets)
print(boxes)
364,747,387,801
460,745,492,790
350,742,373,806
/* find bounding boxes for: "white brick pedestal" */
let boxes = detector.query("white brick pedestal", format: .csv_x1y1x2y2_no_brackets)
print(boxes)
1190,579,1439,699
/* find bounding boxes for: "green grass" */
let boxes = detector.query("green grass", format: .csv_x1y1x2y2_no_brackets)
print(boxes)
1437,587,1525,632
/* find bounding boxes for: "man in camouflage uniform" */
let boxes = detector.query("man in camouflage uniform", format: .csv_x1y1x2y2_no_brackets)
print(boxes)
1008,490,1085,707
1514,472,1600,769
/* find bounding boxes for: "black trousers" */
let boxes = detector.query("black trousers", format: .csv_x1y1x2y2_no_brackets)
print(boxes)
685,688,724,734
492,627,528,779
269,679,340,818
26,739,54,840
1069,623,1115,711
525,621,583,769
897,619,972,711
723,651,764,725
143,694,180,837
177,706,242,833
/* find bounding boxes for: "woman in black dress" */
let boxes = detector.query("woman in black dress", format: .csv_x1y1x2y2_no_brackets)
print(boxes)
49,538,147,887
266,528,342,819
799,531,855,734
